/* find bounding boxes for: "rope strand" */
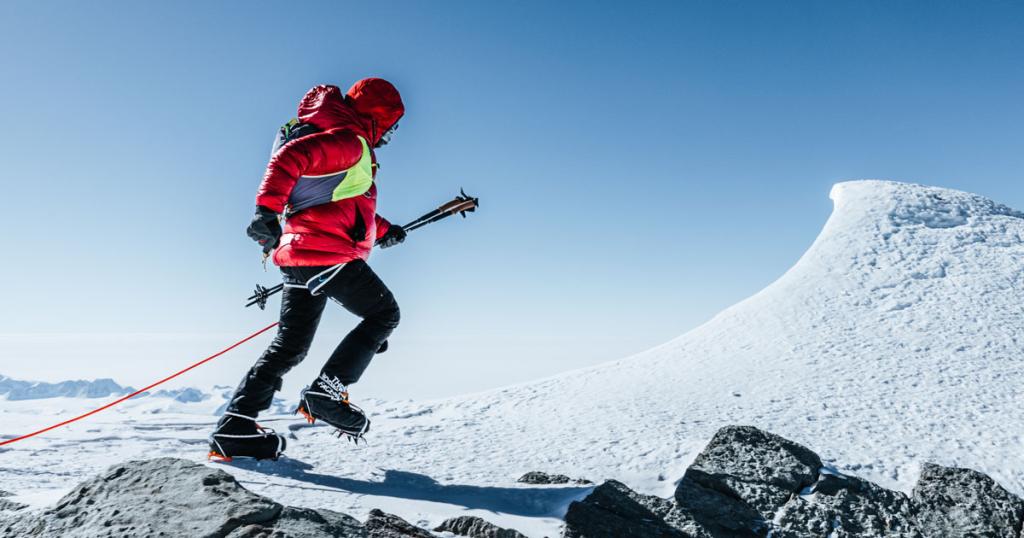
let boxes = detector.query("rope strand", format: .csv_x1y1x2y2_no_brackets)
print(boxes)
0,322,279,447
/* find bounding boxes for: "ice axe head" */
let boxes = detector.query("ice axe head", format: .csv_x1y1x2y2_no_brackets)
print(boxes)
454,188,479,218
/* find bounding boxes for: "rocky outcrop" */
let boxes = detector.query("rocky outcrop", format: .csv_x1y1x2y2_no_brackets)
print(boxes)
563,425,1024,538
772,473,921,537
4,426,1021,538
678,426,822,517
364,509,436,537
227,507,365,537
1,458,281,537
517,471,593,486
563,480,686,538
0,490,27,513
0,458,435,538
434,515,528,538
912,463,1024,538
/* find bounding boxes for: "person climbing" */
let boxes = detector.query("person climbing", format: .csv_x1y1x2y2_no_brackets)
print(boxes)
209,78,407,461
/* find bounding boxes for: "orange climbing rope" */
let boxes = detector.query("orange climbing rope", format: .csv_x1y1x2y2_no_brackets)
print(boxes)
0,322,279,447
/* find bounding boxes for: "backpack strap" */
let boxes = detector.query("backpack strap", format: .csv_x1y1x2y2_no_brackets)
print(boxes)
271,118,322,157
281,118,320,143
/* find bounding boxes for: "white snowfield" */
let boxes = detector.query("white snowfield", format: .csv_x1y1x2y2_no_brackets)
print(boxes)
2,180,1022,537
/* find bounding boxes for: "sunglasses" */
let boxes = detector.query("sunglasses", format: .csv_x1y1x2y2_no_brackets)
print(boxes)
377,122,399,147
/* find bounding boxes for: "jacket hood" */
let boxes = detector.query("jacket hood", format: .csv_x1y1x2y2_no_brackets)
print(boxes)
346,78,405,144
296,85,370,139
296,80,405,145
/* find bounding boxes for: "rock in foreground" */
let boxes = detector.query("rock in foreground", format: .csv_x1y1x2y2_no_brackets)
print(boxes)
912,463,1024,538
434,515,528,538
564,425,1024,538
0,458,433,538
517,471,593,486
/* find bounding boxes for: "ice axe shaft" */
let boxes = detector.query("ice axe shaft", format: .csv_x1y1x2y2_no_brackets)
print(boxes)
384,188,479,239
246,189,480,310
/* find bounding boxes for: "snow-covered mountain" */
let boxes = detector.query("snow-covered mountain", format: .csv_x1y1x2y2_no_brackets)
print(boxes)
353,180,1024,495
2,180,1022,537
0,375,134,400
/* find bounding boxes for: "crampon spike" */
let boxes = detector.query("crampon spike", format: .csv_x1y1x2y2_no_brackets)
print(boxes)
296,406,316,424
208,450,233,463
334,429,366,445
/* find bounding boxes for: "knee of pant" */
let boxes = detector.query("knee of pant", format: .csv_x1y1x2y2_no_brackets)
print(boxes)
245,367,284,392
375,301,400,330
252,350,305,379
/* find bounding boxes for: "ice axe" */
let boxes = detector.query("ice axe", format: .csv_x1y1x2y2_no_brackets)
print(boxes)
396,188,479,234
246,189,480,310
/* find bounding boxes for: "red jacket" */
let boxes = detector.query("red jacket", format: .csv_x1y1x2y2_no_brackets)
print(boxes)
255,79,405,267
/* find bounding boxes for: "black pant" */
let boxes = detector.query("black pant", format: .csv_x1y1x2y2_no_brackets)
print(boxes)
226,260,400,417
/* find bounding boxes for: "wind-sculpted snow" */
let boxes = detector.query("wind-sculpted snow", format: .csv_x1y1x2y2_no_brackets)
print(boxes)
1,180,1022,537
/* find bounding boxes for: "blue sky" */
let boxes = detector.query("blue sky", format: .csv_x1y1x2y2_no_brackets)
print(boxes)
1,1,1022,399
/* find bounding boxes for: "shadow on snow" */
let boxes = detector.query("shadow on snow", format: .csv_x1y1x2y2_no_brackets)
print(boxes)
225,457,593,518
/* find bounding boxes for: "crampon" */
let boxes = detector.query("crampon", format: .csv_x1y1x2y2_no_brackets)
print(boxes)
208,411,286,462
297,382,371,444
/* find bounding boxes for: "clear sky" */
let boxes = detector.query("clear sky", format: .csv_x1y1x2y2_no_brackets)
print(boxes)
1,1,1022,400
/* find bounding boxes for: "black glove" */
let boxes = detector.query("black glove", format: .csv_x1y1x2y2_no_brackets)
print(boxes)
377,224,406,249
247,206,281,253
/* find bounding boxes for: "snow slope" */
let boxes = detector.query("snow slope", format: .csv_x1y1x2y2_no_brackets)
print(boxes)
2,180,1022,537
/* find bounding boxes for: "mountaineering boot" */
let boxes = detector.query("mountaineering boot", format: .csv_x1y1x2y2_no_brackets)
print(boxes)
208,412,286,462
296,373,371,442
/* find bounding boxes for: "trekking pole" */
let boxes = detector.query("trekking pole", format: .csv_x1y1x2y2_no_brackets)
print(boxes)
245,189,479,310
379,188,479,239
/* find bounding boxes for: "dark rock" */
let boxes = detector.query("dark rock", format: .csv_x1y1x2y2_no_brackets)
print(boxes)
677,426,822,518
364,508,435,537
227,506,366,537
1,458,282,537
0,490,27,513
518,471,593,486
772,472,921,537
670,469,766,537
911,463,1024,538
434,515,527,538
565,427,1023,538
0,458,372,537
671,426,820,536
562,480,688,538
0,498,28,512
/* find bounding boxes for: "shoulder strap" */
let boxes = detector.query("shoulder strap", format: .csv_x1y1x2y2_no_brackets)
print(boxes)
271,119,321,157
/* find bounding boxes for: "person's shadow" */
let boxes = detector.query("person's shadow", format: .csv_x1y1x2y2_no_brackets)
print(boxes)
227,457,593,518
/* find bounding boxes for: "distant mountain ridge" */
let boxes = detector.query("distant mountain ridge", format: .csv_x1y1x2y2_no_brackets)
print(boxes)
0,375,209,402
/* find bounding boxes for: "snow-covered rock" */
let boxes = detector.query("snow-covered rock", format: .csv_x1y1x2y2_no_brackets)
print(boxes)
434,516,529,538
562,480,682,538
911,464,1024,538
0,490,27,514
0,458,281,537
773,473,920,536
676,426,822,518
0,457,437,538
517,472,592,486
563,425,1024,538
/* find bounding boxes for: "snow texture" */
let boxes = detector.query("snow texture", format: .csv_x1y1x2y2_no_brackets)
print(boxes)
1,180,1022,537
